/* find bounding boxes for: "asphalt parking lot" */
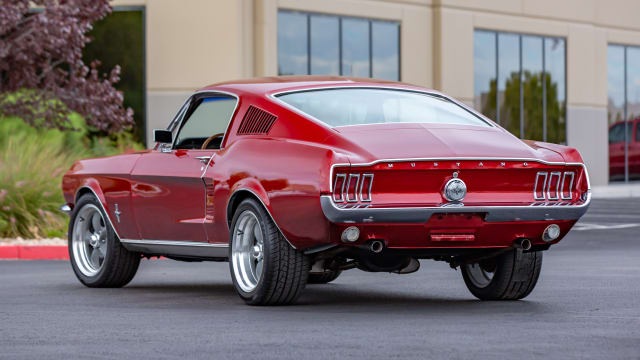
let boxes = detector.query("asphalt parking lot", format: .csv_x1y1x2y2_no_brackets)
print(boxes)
1,199,639,359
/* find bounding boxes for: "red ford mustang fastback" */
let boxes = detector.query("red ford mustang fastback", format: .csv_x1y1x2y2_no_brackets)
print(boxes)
61,76,590,305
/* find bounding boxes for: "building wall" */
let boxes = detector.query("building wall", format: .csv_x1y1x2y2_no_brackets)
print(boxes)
112,0,640,185
432,0,640,185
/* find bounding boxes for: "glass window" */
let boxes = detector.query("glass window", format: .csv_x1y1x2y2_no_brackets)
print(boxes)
277,88,490,128
372,21,400,81
497,33,520,137
522,36,543,141
342,18,370,77
310,14,339,75
277,10,400,81
277,11,308,75
174,97,237,150
83,9,145,143
607,44,640,182
473,30,566,144
545,37,566,144
473,31,496,121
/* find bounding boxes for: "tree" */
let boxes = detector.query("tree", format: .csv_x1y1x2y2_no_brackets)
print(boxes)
0,0,133,133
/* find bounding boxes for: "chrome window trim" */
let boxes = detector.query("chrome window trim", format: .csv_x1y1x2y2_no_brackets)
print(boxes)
561,171,575,200
547,171,562,200
164,90,241,151
534,172,548,200
359,173,374,202
268,85,495,130
333,173,347,202
346,174,360,202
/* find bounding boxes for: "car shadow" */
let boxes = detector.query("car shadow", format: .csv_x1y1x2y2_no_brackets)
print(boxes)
103,281,550,315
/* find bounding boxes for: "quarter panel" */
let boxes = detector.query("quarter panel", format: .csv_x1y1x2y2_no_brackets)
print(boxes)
205,137,339,249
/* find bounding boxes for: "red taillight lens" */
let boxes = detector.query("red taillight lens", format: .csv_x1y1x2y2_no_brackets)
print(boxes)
534,172,547,200
547,172,561,200
561,172,575,200
333,174,346,202
333,172,373,203
346,174,360,202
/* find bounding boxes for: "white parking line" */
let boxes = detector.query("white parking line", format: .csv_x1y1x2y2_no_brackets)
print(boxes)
573,223,640,231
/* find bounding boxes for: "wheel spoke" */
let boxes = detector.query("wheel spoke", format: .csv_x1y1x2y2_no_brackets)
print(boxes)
91,212,102,233
89,249,101,268
255,258,263,279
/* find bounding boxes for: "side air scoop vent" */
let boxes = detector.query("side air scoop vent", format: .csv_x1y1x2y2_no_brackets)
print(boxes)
237,105,277,135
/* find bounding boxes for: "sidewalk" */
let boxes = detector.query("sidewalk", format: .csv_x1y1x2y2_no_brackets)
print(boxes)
591,183,640,199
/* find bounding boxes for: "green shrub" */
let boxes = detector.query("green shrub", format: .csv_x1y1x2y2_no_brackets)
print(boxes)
0,115,143,238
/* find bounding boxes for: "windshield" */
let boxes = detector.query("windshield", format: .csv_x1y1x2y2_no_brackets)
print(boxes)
276,88,490,127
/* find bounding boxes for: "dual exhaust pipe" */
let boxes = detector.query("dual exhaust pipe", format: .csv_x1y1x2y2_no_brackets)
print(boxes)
513,238,532,251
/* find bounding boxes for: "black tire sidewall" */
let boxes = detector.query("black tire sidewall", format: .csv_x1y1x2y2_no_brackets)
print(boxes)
461,249,541,300
68,194,119,286
228,199,273,303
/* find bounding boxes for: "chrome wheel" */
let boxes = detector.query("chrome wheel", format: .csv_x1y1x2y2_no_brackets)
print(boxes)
71,204,108,277
231,210,264,293
465,262,495,288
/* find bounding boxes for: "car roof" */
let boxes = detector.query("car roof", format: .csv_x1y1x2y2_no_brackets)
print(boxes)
198,76,439,96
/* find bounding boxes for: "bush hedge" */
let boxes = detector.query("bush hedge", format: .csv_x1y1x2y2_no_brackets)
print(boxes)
0,115,142,238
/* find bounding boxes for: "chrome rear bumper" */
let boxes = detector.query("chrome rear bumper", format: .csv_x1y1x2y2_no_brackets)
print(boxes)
320,193,591,224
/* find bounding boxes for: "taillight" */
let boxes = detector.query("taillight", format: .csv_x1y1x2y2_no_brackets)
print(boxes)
359,174,374,202
534,171,575,201
333,174,346,202
547,172,561,200
333,173,373,203
560,172,574,200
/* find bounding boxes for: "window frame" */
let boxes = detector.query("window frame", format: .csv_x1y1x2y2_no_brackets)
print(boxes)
277,9,401,81
167,90,240,151
473,29,567,144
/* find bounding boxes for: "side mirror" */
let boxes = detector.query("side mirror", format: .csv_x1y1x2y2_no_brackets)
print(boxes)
154,129,173,144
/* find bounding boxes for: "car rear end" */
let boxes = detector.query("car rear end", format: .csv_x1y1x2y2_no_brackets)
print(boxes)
322,158,590,251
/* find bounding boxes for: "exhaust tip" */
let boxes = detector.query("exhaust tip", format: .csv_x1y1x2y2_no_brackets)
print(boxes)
369,240,384,253
514,238,532,251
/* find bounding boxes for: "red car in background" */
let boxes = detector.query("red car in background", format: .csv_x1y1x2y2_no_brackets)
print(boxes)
608,118,640,181
61,76,590,305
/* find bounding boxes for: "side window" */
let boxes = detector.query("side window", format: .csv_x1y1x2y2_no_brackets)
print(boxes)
174,96,237,150
609,123,624,144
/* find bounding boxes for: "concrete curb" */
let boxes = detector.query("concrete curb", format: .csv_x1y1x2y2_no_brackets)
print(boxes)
0,245,68,260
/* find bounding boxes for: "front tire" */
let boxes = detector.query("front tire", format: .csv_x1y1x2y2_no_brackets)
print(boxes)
461,249,543,300
229,198,310,305
68,194,140,288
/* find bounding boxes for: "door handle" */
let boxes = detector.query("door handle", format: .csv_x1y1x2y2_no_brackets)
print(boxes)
195,156,211,164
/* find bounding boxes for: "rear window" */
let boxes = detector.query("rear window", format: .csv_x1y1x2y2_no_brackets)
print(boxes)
276,88,490,127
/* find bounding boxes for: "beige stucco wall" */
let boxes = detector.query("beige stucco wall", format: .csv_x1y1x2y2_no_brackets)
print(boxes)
113,0,640,185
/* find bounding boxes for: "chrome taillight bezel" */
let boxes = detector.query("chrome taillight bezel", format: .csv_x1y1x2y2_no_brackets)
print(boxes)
333,172,373,203
534,171,575,201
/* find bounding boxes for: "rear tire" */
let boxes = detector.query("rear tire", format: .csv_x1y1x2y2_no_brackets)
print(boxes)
308,270,341,284
68,194,140,288
229,198,310,305
461,249,542,300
